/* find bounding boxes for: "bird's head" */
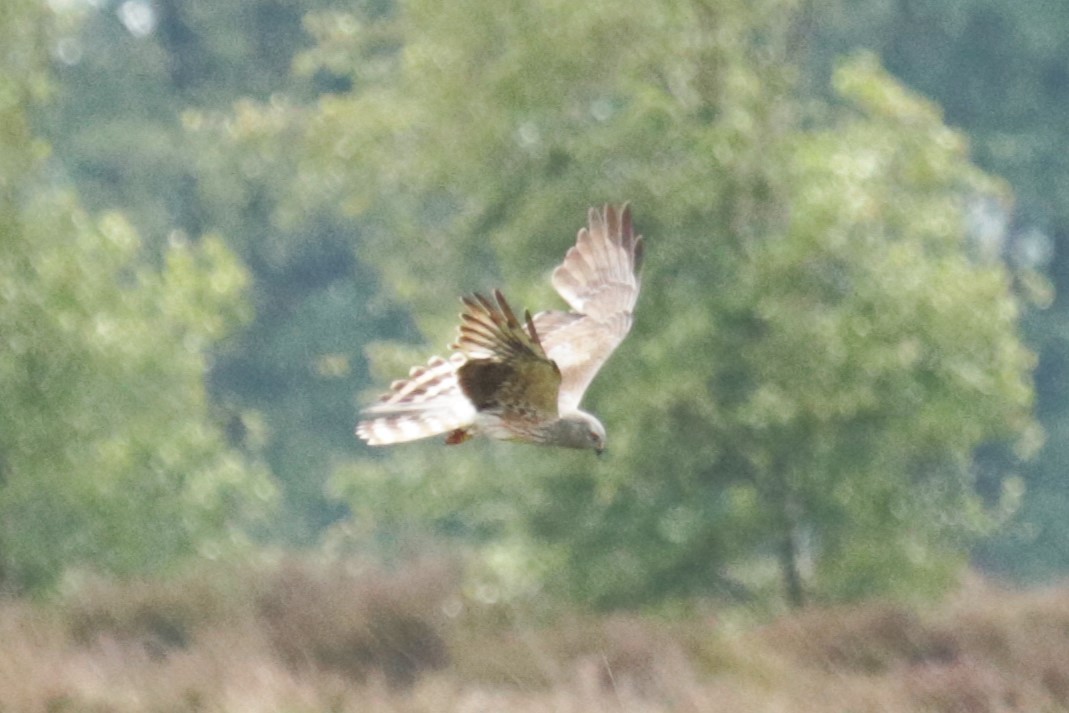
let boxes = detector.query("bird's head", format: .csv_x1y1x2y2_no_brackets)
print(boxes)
555,411,606,455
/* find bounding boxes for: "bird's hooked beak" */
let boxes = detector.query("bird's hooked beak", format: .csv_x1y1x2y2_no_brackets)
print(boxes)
596,446,606,458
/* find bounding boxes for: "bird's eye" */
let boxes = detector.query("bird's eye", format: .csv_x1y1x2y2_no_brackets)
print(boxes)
589,431,598,442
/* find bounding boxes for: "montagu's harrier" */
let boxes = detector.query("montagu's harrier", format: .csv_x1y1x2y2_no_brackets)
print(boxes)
356,204,644,455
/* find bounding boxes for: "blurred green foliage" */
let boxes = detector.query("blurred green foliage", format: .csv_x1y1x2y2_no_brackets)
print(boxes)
806,0,1069,584
12,0,1062,606
274,0,1035,606
0,1,273,592
39,0,406,542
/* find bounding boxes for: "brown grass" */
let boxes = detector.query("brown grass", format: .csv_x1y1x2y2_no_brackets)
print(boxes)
257,557,453,686
1,560,1068,712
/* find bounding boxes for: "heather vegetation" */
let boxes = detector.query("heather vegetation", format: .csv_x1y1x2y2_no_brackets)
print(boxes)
2,558,1069,712
2,0,1069,706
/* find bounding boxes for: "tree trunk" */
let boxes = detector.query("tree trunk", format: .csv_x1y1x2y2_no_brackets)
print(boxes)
779,520,806,607
771,463,806,608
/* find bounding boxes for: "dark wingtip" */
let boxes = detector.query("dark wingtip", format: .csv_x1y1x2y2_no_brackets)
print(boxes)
493,289,520,326
474,292,497,314
524,308,542,346
603,203,619,240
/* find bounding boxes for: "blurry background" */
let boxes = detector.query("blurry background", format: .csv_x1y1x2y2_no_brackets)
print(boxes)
2,0,1068,709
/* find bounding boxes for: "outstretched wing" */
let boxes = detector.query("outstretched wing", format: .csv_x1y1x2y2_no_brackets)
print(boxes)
533,203,644,412
356,353,476,445
453,290,561,424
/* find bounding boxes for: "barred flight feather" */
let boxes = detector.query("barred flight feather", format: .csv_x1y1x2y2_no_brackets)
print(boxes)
356,353,476,445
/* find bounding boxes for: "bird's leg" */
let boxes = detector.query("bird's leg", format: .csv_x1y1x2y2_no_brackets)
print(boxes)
445,428,473,445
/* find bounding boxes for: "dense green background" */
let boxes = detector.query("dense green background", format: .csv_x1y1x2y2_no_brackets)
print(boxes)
1,0,1063,605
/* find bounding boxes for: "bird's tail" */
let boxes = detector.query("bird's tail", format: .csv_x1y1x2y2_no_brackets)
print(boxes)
356,354,477,445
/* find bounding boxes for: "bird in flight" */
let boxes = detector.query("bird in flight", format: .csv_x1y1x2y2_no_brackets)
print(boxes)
356,204,644,455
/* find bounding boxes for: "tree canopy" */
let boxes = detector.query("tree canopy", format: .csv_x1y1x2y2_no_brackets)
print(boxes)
806,0,1069,584
255,0,1037,605
7,0,1058,606
0,0,273,592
